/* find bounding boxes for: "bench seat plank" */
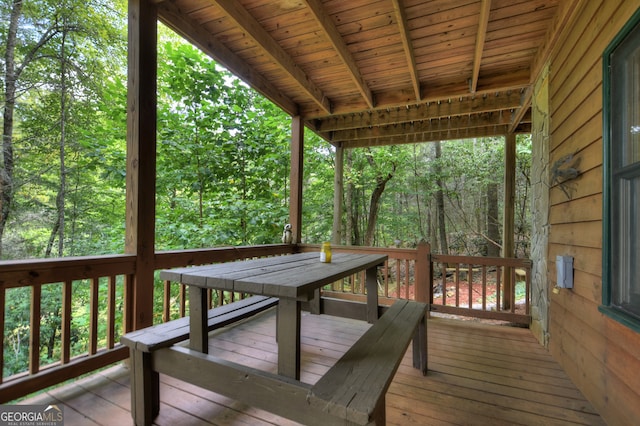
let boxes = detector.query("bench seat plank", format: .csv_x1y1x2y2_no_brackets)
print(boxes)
121,295,278,352
308,299,427,425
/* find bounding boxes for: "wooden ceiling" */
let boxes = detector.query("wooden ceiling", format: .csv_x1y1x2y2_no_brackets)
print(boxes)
158,0,580,148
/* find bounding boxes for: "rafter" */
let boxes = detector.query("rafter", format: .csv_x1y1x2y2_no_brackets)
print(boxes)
212,0,332,114
471,0,491,93
391,0,421,101
157,1,299,116
303,0,374,109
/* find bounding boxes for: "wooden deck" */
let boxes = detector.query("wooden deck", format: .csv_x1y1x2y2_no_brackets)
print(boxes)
22,308,604,425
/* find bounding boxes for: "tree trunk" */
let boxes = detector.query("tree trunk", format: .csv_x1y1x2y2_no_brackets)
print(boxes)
363,149,395,246
0,0,22,258
434,141,448,254
363,171,393,246
1,0,60,258
56,28,69,257
345,149,355,245
486,182,500,256
46,26,70,258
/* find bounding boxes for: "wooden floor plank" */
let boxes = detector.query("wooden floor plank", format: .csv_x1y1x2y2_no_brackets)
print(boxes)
18,310,603,426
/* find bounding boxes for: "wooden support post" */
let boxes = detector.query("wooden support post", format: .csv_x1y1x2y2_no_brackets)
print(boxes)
331,145,343,244
414,240,431,304
126,0,157,330
289,116,304,244
502,133,516,310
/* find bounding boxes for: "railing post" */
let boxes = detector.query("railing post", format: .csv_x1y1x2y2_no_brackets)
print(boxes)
415,240,431,305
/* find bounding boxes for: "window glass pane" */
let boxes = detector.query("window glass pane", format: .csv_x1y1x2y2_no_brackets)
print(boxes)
612,23,640,168
613,175,640,317
627,48,640,164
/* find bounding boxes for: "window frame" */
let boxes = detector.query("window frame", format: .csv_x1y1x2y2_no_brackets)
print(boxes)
600,7,640,332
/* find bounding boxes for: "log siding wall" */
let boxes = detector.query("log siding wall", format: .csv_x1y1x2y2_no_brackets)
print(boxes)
547,1,640,425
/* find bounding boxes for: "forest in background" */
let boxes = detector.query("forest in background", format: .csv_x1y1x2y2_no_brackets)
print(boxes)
0,0,531,376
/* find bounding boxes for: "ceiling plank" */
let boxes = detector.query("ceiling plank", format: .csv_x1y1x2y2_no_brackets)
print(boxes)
471,0,492,93
213,0,332,114
157,1,298,116
391,0,421,101
303,0,374,109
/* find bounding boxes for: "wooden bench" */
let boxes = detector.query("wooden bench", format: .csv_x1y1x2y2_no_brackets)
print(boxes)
120,295,278,425
306,299,428,424
149,299,426,426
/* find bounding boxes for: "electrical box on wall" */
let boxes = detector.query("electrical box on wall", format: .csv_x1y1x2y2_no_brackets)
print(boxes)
556,255,574,289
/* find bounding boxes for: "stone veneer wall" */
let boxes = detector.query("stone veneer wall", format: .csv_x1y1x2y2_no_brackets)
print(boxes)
529,64,550,347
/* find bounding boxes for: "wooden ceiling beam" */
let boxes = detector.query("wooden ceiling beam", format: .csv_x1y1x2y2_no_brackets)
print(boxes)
314,93,523,132
391,0,421,101
470,0,491,94
157,1,298,116
302,73,531,119
341,125,523,148
212,0,332,114
328,111,518,143
303,0,374,109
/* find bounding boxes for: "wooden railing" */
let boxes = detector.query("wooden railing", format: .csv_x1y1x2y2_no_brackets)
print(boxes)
0,255,136,402
298,243,532,325
430,254,531,324
0,244,294,403
0,242,530,402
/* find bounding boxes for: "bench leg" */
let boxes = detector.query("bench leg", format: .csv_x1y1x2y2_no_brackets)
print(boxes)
130,349,160,426
369,395,386,425
412,313,427,375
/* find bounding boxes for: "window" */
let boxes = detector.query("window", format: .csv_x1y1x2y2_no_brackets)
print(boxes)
601,9,640,331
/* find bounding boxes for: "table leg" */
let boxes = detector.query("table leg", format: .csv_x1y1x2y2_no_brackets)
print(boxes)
366,266,379,323
189,286,208,353
277,298,301,380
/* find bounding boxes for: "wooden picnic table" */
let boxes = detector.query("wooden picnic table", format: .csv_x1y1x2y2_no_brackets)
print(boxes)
159,251,387,379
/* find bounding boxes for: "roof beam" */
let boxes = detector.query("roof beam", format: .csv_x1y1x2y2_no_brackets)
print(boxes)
213,0,332,114
391,0,421,101
303,0,374,109
470,0,491,93
157,1,298,116
342,125,527,149
328,111,521,143
315,93,523,132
